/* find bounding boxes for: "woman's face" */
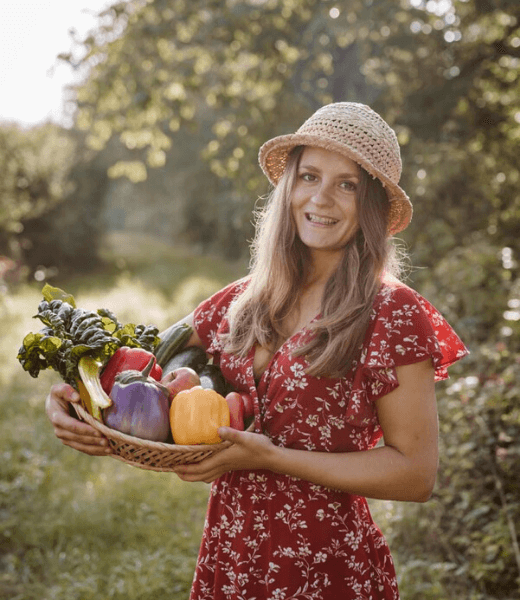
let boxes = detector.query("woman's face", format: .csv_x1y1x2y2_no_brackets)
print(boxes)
290,146,360,262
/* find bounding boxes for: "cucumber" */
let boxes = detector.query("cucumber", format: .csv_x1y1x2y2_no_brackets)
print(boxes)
155,322,193,367
162,346,208,376
199,364,231,396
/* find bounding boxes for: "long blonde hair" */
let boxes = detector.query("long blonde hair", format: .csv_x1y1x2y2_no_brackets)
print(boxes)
224,146,402,377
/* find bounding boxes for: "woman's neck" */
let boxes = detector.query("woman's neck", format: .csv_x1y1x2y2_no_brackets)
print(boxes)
304,250,341,289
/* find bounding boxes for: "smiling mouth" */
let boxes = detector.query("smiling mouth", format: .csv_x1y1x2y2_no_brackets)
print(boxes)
305,213,338,225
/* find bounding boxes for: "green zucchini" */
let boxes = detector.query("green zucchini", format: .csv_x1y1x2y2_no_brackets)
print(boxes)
155,322,193,367
162,346,208,376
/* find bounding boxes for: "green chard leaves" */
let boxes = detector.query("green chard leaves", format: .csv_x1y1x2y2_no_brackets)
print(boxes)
17,284,161,386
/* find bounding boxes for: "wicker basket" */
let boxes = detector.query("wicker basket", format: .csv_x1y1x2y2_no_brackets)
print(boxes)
73,403,243,472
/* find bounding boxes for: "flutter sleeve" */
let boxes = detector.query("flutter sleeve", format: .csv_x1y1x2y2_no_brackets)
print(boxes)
193,278,248,355
352,282,469,404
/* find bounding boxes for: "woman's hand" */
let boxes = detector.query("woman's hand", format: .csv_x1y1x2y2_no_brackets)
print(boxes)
45,383,112,456
174,427,277,483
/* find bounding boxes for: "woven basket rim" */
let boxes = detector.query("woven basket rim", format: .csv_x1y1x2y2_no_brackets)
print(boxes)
74,403,235,453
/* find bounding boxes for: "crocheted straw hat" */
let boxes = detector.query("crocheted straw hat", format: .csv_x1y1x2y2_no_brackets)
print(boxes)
258,102,412,235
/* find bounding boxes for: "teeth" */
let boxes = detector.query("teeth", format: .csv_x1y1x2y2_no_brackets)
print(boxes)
307,214,338,225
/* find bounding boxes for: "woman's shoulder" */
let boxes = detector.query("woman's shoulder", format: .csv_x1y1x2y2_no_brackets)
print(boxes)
376,273,424,308
213,276,250,299
376,274,451,321
368,273,469,377
203,276,250,306
193,277,250,348
218,276,251,307
194,276,250,321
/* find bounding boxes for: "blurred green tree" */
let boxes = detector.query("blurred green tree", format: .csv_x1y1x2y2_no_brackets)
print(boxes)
0,124,109,277
59,0,379,256
60,0,519,260
0,124,76,259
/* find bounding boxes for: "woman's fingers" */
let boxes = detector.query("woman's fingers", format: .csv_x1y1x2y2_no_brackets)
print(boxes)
55,428,112,455
53,415,113,455
46,383,112,456
175,462,225,484
174,441,239,483
217,426,241,443
174,429,275,483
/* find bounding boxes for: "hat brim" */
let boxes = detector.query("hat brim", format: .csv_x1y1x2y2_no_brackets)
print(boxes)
258,133,412,236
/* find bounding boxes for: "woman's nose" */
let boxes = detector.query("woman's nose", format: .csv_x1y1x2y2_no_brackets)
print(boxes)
310,184,334,206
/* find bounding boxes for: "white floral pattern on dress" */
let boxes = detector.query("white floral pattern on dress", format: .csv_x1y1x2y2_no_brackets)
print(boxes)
190,278,468,600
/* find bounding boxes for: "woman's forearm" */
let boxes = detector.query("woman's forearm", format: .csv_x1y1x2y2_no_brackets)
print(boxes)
266,361,439,502
266,442,437,502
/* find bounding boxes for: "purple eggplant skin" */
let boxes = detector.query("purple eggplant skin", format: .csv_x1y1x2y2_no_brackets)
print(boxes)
104,382,170,441
103,358,170,441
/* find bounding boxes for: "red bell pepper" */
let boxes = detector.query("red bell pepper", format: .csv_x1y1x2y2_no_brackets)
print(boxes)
100,347,162,395
238,392,254,419
225,392,245,431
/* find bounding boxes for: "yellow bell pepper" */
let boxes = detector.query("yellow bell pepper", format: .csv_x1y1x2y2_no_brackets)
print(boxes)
170,386,230,444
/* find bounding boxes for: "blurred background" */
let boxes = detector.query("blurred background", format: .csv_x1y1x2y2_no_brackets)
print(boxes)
1,0,519,598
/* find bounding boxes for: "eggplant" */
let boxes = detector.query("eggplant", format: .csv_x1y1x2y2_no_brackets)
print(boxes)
104,357,170,442
199,364,231,396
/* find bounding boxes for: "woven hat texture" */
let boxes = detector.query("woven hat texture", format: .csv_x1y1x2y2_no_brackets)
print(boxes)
258,102,412,235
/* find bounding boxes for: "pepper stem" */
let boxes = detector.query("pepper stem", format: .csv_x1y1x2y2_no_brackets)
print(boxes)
142,356,155,378
113,356,158,386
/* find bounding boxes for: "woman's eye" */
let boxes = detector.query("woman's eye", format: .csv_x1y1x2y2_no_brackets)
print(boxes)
341,181,357,192
300,173,316,182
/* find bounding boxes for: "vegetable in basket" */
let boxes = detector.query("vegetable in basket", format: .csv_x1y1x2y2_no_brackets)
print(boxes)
77,356,113,420
161,345,208,377
104,357,171,442
162,367,201,403
224,392,245,431
239,392,255,420
170,386,230,445
154,322,194,367
100,347,162,395
17,284,162,419
198,364,230,396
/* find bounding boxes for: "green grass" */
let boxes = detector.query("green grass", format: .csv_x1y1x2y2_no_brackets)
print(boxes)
0,238,246,600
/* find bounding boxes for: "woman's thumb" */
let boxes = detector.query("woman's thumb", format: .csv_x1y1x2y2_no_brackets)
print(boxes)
218,426,239,443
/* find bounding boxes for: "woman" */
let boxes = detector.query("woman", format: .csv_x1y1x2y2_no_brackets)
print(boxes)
47,103,468,599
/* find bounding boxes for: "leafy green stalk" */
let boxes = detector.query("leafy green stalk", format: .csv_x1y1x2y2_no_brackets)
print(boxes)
17,284,160,387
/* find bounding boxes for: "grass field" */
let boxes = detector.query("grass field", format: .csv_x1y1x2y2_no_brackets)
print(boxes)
0,237,247,600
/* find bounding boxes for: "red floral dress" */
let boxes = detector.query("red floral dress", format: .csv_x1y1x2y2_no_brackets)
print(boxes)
190,277,468,600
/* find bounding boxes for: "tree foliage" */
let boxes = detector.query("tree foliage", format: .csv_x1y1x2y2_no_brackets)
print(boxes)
0,123,110,277
61,0,520,252
0,124,76,251
60,0,381,253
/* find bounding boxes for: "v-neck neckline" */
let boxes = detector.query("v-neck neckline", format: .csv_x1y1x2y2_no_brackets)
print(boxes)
248,314,320,386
